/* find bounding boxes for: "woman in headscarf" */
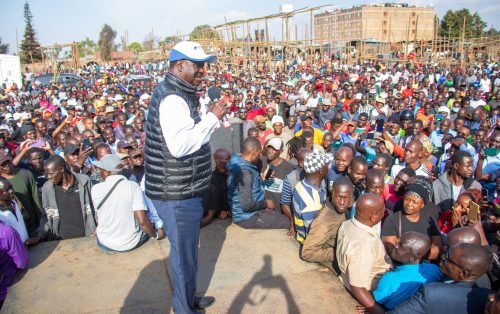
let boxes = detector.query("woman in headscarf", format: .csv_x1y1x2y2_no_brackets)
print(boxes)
381,181,443,261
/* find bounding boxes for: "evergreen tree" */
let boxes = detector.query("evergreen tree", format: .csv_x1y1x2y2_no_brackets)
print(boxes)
20,1,42,63
0,38,8,54
98,24,117,61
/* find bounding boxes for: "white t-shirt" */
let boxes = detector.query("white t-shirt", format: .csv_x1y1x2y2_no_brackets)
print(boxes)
0,202,29,242
390,162,430,179
93,175,147,251
452,185,462,203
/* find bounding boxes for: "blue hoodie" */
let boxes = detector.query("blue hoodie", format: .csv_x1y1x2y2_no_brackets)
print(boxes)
226,154,265,223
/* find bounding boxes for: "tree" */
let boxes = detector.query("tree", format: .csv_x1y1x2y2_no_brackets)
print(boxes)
189,24,219,41
98,24,116,61
19,1,42,63
0,37,8,54
128,42,143,54
439,9,488,38
78,37,97,57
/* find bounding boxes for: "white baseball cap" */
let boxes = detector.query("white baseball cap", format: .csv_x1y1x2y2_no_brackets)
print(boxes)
169,41,217,63
267,138,283,151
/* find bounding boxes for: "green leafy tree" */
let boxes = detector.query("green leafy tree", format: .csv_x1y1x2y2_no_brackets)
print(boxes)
78,37,97,57
128,42,143,54
19,1,42,63
189,24,219,41
439,9,488,38
0,37,8,54
98,24,117,61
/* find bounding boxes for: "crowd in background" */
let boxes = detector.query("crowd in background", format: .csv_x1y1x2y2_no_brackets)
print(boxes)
0,55,500,313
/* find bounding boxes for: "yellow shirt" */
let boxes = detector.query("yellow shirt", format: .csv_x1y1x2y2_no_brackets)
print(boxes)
295,128,324,146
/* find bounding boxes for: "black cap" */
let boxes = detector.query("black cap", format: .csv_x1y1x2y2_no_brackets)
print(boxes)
300,114,313,122
66,105,76,111
20,125,35,135
64,143,80,155
96,116,107,124
117,140,132,148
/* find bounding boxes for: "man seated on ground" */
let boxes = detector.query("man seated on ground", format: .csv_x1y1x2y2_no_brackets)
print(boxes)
201,148,231,227
301,177,354,270
292,151,331,246
336,193,392,314
25,155,96,245
373,231,444,310
391,243,492,313
227,137,289,229
91,154,164,252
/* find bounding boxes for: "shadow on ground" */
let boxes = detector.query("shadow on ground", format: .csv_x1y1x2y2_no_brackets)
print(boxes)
228,255,299,313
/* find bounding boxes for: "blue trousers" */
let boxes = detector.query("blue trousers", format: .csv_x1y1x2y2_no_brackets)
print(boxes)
153,197,203,314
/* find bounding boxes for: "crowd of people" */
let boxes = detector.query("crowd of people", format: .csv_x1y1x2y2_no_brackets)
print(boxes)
0,40,500,313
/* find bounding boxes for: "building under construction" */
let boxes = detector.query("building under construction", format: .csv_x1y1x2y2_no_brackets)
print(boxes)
314,4,436,44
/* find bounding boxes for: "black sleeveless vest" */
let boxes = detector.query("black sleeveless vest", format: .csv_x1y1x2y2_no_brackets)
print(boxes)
144,72,211,200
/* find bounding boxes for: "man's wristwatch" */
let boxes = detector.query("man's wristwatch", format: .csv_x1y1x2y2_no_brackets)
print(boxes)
152,231,159,240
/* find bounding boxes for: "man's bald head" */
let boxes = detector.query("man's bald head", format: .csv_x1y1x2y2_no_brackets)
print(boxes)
400,231,431,259
446,243,491,280
355,193,385,226
447,227,481,246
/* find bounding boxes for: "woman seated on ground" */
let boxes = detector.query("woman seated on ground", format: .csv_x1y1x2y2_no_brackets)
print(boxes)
381,181,443,261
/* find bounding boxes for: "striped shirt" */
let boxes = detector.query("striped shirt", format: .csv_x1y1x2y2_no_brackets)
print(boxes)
292,178,326,244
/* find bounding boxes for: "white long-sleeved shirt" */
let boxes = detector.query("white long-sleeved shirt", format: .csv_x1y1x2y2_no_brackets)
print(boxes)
159,95,219,158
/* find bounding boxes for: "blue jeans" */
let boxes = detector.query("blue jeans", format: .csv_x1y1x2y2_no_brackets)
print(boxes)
153,197,203,314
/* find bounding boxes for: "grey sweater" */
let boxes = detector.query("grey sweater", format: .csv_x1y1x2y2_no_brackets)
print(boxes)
432,172,482,212
36,172,97,241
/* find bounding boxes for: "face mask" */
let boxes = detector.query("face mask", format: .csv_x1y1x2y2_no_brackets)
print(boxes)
452,107,459,113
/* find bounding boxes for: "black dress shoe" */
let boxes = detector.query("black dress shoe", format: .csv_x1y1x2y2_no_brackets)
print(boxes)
194,296,215,310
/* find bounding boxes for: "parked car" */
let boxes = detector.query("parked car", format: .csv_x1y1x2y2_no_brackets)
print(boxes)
126,74,153,84
33,73,86,86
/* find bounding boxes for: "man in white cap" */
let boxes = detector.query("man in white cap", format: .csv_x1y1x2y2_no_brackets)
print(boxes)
264,115,292,159
144,41,226,312
91,154,162,252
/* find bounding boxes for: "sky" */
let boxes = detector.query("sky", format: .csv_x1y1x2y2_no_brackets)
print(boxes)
1,0,499,54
